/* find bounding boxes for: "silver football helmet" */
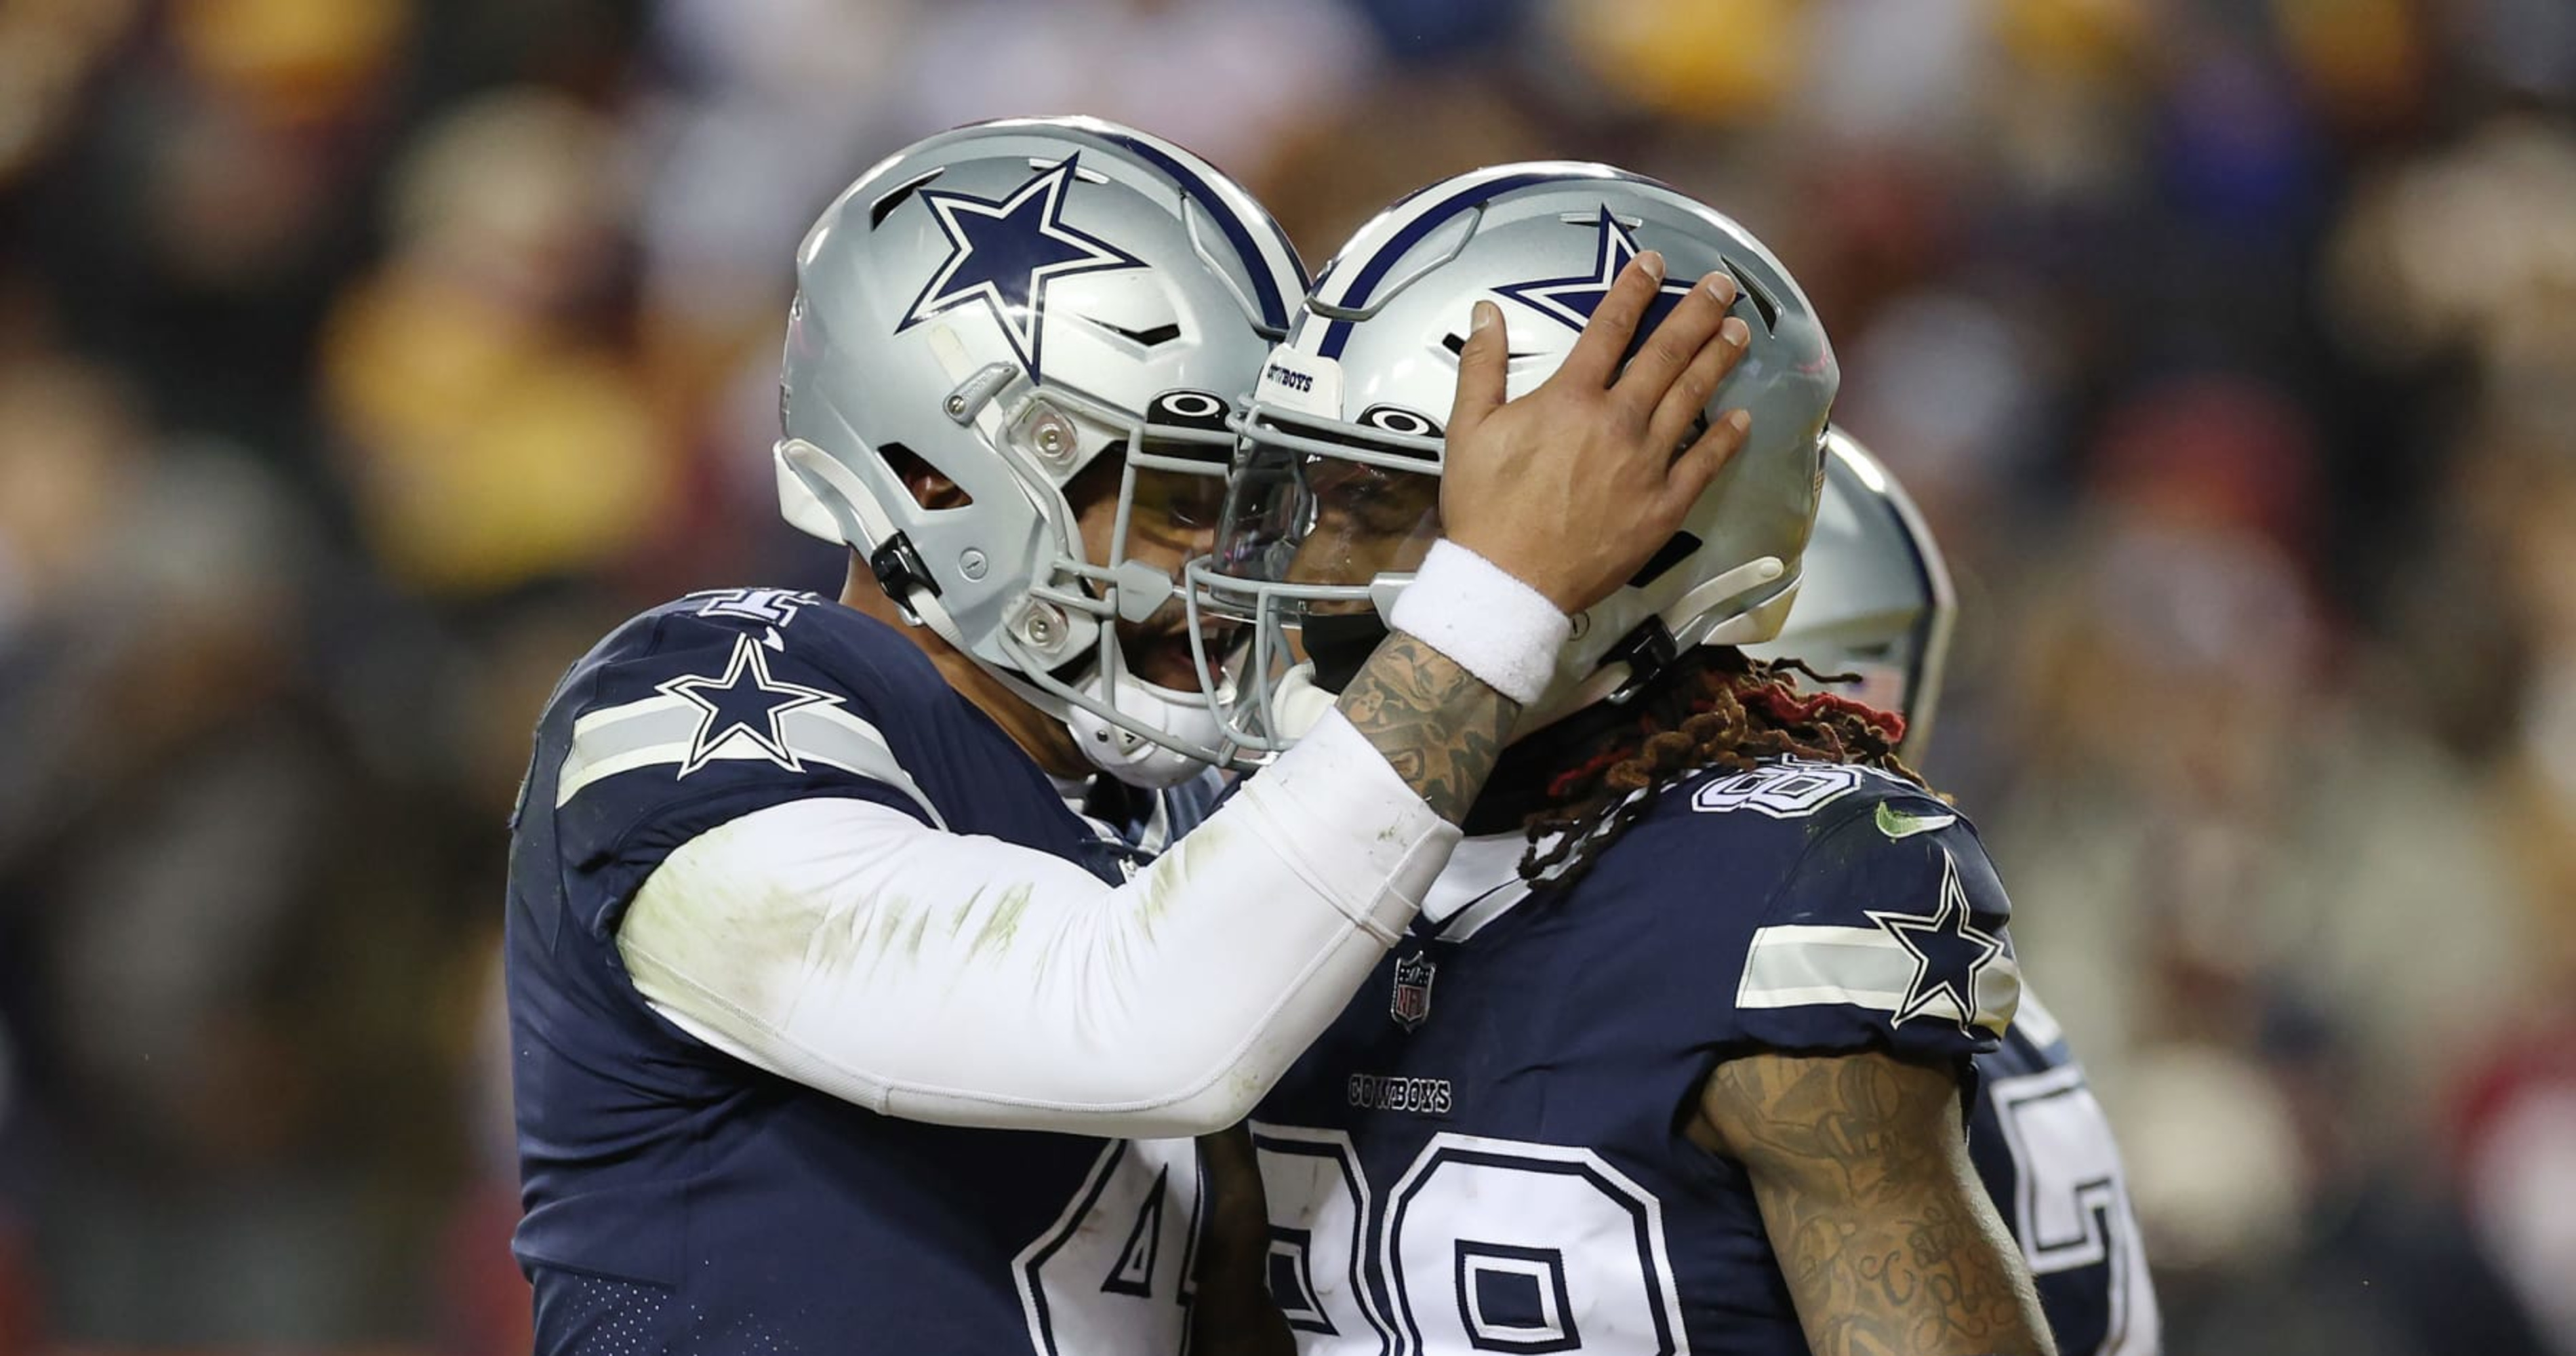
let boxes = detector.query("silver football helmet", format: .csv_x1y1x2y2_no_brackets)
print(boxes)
1742,431,1955,763
1186,163,1838,752
773,116,1306,786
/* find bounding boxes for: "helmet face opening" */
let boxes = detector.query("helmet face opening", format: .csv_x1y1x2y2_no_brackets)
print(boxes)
1006,391,1243,669
1184,402,1451,757
1208,443,1441,606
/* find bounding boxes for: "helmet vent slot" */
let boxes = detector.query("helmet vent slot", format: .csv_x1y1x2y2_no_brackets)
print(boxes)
1721,260,1781,334
1439,330,1542,361
867,169,946,228
1090,318,1184,347
1627,531,1702,589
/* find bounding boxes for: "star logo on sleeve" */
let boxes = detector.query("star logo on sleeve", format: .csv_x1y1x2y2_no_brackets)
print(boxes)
1491,205,1699,343
895,156,1144,382
1866,846,2007,1033
656,633,843,778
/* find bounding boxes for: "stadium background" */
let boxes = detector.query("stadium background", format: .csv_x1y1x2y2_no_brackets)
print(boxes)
0,0,2571,1350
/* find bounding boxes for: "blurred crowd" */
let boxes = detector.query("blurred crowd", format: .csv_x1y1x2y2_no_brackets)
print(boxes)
0,0,2571,1350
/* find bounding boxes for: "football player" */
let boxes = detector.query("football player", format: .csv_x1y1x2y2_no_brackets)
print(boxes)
1187,164,2056,1355
1746,434,2162,1356
504,121,1759,1351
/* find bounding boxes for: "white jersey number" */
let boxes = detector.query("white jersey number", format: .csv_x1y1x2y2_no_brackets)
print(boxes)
1989,1062,2161,1356
1254,1128,1689,1355
1015,1137,1203,1355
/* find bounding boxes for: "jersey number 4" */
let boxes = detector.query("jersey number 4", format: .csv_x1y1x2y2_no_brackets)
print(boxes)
1253,1125,1690,1355
1017,1138,1203,1355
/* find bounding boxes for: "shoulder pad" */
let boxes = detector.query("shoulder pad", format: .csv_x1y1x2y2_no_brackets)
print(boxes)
1733,800,2019,1057
1588,757,2017,1064
532,593,952,938
548,591,944,821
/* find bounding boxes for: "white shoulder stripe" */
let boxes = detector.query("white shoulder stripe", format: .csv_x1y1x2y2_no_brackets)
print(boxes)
554,694,943,826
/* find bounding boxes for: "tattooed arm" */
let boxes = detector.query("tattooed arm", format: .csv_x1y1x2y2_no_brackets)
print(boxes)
1695,1050,2055,1356
1335,632,1518,823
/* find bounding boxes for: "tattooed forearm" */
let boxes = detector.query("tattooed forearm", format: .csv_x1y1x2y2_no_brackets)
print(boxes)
1699,1051,2055,1356
1334,631,1519,824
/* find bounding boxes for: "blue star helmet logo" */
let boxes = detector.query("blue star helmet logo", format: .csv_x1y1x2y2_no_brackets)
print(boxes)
1867,845,2008,1034
1492,206,1704,362
658,633,843,778
896,156,1146,383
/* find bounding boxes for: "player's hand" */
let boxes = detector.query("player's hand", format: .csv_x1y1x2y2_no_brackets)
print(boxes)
1439,252,1754,615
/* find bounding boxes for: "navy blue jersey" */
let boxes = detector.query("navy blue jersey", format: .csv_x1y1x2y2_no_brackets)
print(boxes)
506,588,1203,1355
1253,757,2024,1355
1969,993,2160,1356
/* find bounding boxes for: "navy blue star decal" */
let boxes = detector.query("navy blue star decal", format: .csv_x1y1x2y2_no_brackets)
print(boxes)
658,633,841,778
1867,846,2007,1033
1491,207,1700,355
896,157,1144,382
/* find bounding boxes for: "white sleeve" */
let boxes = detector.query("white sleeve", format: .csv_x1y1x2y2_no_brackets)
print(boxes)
613,709,1462,1138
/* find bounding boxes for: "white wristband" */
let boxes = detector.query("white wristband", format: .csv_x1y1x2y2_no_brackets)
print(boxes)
1388,540,1572,706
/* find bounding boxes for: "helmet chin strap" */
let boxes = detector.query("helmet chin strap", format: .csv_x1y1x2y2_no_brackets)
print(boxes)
1066,669,1226,789
1519,557,1795,734
1264,664,1342,745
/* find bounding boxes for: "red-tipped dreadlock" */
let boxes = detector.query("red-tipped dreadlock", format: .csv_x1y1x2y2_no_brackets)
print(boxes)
1518,646,1928,888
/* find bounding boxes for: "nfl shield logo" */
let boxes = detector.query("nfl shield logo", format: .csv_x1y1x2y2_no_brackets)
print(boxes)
1390,951,1436,1031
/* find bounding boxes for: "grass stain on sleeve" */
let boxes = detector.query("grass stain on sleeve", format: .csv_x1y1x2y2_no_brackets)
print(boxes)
902,899,935,958
856,899,910,982
966,883,1034,961
944,888,984,940
1138,822,1222,942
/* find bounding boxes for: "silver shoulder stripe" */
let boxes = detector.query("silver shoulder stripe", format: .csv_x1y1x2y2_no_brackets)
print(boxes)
553,694,944,827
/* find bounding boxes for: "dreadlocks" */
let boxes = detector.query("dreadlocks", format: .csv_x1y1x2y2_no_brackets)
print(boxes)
1516,646,1927,889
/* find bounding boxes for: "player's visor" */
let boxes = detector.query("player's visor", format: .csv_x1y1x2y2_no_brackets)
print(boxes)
1201,439,1442,614
1182,404,1451,759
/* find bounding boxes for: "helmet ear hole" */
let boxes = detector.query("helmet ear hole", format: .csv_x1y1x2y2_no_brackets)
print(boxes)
879,441,975,510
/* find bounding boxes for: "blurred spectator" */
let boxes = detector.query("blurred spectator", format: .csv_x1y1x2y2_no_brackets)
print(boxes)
896,0,1375,203
0,357,147,664
320,87,677,599
0,445,477,1342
